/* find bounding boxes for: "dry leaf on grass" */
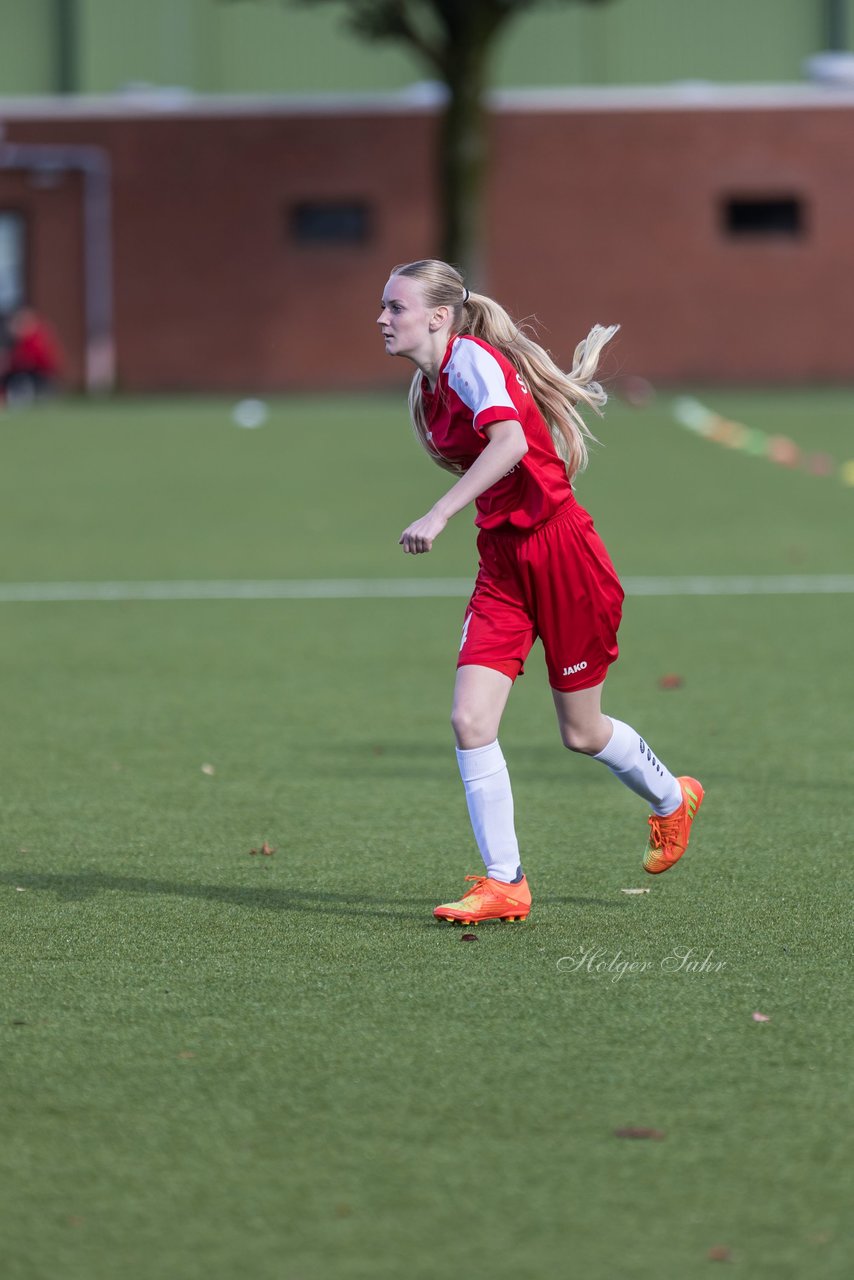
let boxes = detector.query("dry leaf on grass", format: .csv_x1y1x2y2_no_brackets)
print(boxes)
707,1245,732,1262
658,673,684,690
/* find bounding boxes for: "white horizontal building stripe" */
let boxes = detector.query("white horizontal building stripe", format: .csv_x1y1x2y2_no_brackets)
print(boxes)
3,82,854,121
0,576,851,604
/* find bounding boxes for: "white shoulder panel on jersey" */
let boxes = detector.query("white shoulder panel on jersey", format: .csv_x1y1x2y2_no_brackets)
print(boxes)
444,338,517,423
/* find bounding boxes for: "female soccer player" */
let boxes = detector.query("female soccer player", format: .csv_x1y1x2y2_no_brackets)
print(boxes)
379,259,703,924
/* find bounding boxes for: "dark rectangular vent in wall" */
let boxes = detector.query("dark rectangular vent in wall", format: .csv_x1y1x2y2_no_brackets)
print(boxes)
289,202,371,245
723,196,804,237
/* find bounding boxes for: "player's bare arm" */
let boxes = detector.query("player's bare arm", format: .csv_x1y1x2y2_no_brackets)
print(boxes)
399,420,527,554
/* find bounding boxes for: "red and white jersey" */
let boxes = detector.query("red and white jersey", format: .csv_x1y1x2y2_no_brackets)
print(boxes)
420,335,575,531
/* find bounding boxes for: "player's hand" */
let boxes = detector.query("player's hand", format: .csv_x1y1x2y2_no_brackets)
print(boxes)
399,509,447,554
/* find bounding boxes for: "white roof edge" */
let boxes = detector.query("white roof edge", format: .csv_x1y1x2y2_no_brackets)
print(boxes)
493,82,854,112
0,88,443,119
3,82,854,121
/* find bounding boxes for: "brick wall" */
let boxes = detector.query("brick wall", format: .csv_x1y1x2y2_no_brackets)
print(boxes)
2,93,853,390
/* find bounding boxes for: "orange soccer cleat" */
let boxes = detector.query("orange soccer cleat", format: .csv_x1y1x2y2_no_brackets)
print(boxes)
433,874,532,924
643,776,705,874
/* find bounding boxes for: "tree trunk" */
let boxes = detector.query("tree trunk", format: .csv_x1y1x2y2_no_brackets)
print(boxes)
438,34,490,285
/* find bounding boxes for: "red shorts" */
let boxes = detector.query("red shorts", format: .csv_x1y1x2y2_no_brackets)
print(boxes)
457,501,624,692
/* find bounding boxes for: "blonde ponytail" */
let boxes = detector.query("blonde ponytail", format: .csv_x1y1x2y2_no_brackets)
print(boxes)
392,259,618,481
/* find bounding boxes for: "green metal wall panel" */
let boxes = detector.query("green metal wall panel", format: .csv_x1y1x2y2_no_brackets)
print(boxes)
1,0,853,97
76,0,214,94
211,3,419,94
0,0,57,94
495,0,826,87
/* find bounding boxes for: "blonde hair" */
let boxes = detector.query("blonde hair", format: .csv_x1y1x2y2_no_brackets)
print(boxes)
392,258,619,480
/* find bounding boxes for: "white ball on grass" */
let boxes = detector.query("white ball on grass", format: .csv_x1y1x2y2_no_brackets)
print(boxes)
232,398,268,428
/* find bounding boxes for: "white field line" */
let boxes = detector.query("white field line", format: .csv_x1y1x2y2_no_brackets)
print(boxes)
0,575,852,603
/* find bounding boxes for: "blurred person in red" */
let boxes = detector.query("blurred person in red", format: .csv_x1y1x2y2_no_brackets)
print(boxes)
0,306,64,405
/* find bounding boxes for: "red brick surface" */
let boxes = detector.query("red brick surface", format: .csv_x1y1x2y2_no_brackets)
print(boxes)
2,101,853,390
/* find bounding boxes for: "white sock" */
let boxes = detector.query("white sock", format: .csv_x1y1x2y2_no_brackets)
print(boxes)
594,718,682,816
456,740,522,883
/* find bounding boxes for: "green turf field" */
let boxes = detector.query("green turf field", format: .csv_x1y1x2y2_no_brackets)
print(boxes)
1,389,852,1280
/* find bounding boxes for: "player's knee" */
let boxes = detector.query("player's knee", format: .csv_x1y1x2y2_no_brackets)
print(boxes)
559,722,601,754
451,704,496,750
